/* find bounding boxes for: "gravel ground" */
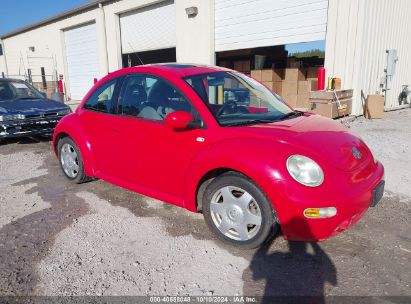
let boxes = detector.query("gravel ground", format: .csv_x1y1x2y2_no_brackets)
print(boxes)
0,109,410,300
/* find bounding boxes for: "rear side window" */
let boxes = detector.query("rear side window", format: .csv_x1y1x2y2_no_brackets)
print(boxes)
83,78,118,113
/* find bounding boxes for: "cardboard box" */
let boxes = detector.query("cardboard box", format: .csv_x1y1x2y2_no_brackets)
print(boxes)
225,78,239,89
282,81,298,96
334,78,341,90
263,81,282,95
219,60,232,69
251,70,262,81
298,81,310,94
234,60,251,72
297,93,310,108
284,68,305,82
288,60,301,68
365,95,384,119
262,81,271,92
307,67,320,80
309,98,352,118
282,94,298,107
310,89,353,101
310,79,318,91
233,61,243,71
243,60,251,72
261,69,283,82
298,80,318,94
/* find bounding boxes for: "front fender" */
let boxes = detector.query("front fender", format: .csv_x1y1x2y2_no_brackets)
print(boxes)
52,113,96,177
184,137,289,212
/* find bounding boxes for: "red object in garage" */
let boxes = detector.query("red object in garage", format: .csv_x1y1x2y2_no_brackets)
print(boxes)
318,67,326,90
52,64,384,249
58,79,64,93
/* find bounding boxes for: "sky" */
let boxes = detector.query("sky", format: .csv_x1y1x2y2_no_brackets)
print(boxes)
286,40,325,53
0,0,91,36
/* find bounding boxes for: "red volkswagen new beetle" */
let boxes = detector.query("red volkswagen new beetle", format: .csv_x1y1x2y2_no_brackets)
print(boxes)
52,64,384,248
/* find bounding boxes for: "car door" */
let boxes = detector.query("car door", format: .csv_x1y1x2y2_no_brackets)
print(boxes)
113,73,207,203
77,76,124,177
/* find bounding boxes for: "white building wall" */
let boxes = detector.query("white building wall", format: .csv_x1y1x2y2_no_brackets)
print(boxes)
176,0,215,64
1,8,102,99
102,0,215,68
0,39,8,76
0,0,183,99
102,0,170,72
325,0,411,115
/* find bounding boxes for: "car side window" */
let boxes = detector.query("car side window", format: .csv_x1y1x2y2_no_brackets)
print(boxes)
83,78,118,113
119,75,153,116
119,74,197,121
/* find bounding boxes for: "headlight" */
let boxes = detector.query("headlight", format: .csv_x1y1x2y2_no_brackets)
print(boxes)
57,108,72,116
0,114,25,121
286,155,324,187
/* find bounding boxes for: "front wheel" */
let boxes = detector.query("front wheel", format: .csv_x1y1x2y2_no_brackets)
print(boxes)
203,172,278,249
57,137,90,184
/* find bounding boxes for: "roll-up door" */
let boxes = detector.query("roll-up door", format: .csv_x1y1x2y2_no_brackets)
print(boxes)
64,23,99,100
120,0,176,54
215,0,329,52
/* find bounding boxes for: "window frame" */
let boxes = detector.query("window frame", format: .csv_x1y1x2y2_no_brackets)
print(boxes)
115,72,205,127
82,76,124,115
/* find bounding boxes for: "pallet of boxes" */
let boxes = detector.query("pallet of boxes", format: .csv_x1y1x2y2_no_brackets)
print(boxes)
309,90,353,119
251,67,318,109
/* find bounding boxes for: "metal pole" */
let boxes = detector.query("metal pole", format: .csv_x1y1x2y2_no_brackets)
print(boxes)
41,67,47,89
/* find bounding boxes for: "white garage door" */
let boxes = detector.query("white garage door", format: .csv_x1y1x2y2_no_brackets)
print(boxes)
120,0,176,54
64,23,99,100
215,0,329,52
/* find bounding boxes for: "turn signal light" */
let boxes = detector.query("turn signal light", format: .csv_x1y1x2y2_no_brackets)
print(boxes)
304,207,337,218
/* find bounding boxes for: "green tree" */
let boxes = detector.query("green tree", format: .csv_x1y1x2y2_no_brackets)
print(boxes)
289,49,325,58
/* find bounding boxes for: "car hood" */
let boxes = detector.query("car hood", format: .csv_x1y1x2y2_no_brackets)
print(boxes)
236,114,372,171
0,98,69,115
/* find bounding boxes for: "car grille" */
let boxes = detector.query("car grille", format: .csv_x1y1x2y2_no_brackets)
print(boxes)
24,112,59,119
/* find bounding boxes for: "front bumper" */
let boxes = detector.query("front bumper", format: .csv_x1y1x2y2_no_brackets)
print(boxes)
0,116,63,138
271,161,385,242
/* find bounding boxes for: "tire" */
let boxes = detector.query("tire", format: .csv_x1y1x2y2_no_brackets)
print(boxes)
203,172,279,249
57,137,91,184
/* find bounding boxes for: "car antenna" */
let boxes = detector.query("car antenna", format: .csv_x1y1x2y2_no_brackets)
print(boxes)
128,42,144,66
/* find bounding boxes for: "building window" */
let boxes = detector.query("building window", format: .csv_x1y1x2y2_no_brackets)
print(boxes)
0,44,3,56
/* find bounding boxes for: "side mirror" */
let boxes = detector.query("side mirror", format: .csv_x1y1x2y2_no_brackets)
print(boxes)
165,111,198,130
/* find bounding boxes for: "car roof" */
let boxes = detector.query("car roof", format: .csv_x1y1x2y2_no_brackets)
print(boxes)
119,63,232,78
0,78,26,83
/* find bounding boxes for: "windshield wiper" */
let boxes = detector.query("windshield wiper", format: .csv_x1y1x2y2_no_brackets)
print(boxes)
223,119,277,127
280,111,304,120
16,97,37,100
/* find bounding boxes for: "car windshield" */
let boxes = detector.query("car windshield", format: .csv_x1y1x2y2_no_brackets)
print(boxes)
184,71,297,126
0,80,44,101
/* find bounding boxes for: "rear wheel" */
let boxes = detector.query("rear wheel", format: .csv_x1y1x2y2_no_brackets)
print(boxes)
57,137,90,184
203,172,278,249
